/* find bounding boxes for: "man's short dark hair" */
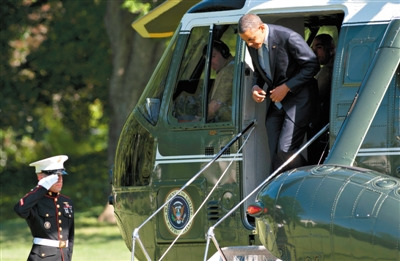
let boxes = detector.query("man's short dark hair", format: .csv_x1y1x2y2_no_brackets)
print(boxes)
238,14,263,34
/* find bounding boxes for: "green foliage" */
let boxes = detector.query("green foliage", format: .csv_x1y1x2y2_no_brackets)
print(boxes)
61,151,111,211
122,0,151,15
0,0,112,221
0,0,166,222
1,150,110,222
0,0,111,158
122,0,164,16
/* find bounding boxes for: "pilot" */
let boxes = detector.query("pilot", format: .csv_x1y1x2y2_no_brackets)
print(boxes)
207,40,235,122
14,155,74,261
308,34,336,164
312,33,335,120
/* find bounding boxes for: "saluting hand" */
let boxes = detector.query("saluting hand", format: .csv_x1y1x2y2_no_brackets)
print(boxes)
38,174,59,190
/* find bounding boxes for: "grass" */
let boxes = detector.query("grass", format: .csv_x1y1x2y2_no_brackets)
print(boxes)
0,207,132,261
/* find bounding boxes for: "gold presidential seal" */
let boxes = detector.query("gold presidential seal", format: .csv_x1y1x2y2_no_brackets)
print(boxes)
163,189,194,235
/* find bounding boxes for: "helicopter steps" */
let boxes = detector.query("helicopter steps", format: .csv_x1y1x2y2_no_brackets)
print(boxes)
208,246,280,261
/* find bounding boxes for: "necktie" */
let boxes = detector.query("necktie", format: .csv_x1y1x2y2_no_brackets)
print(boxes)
260,44,282,109
259,44,271,80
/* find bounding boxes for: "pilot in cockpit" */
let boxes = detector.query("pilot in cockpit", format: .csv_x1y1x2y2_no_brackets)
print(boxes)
207,40,235,122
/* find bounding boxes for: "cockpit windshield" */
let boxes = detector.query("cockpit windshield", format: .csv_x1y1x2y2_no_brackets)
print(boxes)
171,25,237,123
136,25,181,125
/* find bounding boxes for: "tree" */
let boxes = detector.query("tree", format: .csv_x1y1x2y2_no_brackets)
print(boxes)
0,0,112,220
99,0,166,222
105,0,165,164
0,0,167,221
0,0,165,166
0,0,111,218
0,0,110,162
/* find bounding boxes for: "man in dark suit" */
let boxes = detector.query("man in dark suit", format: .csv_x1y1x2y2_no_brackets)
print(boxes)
238,14,319,172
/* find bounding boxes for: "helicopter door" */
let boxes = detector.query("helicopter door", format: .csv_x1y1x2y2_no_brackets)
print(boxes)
153,25,241,244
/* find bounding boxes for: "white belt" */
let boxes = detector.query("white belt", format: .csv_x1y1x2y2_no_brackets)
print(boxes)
33,237,69,248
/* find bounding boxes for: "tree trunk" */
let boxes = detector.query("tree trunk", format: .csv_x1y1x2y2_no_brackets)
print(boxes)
102,1,166,219
104,0,165,166
98,203,116,223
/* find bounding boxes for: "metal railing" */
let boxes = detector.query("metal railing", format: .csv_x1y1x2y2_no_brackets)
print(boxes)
203,123,329,261
131,120,257,261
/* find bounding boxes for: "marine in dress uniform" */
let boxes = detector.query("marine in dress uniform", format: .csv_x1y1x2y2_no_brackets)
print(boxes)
14,155,74,261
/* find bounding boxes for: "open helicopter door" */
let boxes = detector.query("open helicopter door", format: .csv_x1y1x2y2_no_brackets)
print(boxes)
149,22,249,257
240,16,306,228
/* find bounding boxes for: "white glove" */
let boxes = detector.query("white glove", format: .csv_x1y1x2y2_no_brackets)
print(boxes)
38,174,59,190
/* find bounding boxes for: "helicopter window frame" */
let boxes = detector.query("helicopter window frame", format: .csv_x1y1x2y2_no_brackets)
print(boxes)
206,24,238,124
170,26,210,123
169,24,238,125
135,25,181,126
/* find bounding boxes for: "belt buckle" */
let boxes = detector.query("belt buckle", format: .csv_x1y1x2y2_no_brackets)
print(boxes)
59,240,67,248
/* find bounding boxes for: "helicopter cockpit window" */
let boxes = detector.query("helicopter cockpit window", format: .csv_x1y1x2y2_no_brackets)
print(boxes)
172,26,209,122
136,26,179,125
207,27,236,123
172,25,236,124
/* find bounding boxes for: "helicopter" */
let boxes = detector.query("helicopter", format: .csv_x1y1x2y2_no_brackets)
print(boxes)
109,0,400,260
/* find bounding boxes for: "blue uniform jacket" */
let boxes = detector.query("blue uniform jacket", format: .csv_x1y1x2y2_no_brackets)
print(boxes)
14,186,74,261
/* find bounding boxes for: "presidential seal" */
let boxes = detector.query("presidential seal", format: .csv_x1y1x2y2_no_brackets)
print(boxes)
163,189,194,235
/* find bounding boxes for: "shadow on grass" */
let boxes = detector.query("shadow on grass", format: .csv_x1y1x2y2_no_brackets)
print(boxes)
0,216,125,243
0,210,131,261
0,218,32,244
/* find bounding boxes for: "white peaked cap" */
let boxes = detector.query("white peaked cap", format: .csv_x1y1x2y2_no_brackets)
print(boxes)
29,155,68,173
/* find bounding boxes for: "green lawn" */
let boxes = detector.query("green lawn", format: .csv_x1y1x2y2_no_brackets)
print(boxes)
0,208,132,261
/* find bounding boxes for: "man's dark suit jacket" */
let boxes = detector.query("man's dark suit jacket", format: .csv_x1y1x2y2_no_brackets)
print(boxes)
248,24,319,127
